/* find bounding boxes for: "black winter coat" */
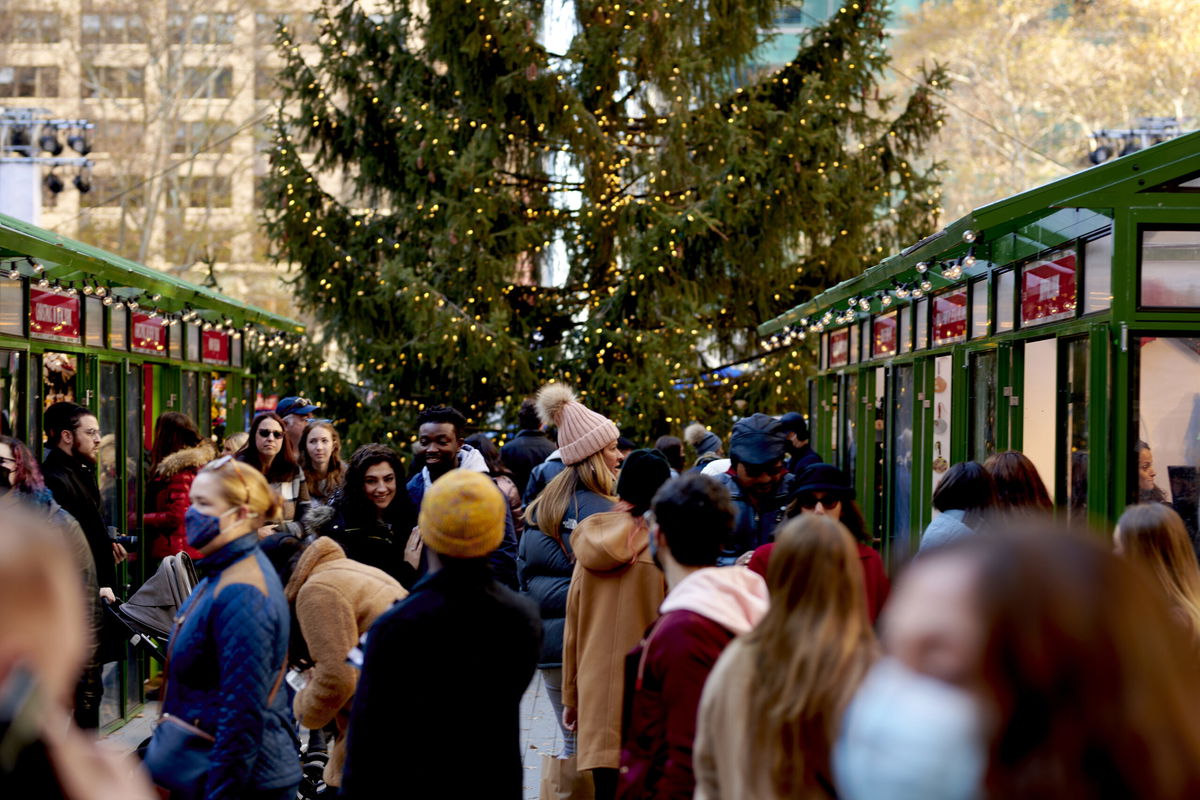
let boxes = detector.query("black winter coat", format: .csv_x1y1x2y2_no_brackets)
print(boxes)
42,447,114,590
519,488,613,667
340,559,541,800
500,430,556,497
319,495,417,588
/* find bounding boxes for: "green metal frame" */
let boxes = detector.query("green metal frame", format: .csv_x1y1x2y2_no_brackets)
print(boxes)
758,131,1200,565
0,215,304,731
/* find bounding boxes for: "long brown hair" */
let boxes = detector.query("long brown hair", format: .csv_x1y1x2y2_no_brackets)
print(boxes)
1116,503,1200,640
300,421,345,498
236,412,300,484
744,514,878,797
149,412,201,474
939,528,1200,799
524,451,616,553
984,451,1052,513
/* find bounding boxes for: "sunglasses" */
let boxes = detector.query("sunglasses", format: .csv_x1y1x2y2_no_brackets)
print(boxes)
796,493,843,510
257,429,284,440
741,461,782,478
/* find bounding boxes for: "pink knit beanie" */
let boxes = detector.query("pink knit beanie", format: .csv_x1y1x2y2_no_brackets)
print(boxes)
535,384,619,466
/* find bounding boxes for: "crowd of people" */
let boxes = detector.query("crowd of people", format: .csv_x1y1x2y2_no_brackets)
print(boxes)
7,385,1200,800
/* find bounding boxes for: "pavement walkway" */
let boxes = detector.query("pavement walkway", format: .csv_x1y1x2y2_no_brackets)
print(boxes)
103,671,566,800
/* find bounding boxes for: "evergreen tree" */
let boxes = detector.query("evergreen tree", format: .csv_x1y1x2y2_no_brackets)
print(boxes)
261,0,945,443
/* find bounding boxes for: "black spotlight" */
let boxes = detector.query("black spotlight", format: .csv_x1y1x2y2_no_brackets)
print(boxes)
67,133,91,156
73,173,91,193
9,126,31,154
1088,144,1112,165
1120,138,1141,157
44,173,64,194
38,129,62,156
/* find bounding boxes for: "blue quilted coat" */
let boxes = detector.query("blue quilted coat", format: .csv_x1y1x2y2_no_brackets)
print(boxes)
163,532,300,799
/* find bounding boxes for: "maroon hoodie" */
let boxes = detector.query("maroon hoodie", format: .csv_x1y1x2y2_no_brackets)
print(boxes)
617,567,768,800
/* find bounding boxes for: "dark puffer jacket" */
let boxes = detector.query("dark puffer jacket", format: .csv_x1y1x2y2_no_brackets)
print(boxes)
160,533,300,799
519,488,613,667
712,471,794,561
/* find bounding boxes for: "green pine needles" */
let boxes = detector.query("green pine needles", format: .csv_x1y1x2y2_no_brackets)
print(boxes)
259,0,946,446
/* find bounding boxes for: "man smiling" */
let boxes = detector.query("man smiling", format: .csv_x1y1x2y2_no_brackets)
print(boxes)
405,406,518,588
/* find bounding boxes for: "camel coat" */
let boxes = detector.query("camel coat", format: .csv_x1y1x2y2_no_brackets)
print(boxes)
285,537,407,786
562,506,666,771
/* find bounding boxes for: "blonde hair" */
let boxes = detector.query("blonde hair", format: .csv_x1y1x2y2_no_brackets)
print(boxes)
1117,503,1200,641
524,451,616,554
223,431,249,455
744,514,878,796
201,457,283,523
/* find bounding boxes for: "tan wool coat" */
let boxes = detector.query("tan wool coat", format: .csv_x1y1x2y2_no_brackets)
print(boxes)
285,537,407,786
562,507,667,771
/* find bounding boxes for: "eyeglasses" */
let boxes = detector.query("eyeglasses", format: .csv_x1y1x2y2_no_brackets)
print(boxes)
75,426,101,439
257,429,284,440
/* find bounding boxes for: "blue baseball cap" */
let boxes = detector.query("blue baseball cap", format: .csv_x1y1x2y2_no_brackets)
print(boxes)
276,396,320,417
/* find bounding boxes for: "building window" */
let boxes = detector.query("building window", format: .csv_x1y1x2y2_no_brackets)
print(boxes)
0,66,58,97
91,119,145,153
80,174,146,208
255,12,317,47
255,66,282,99
82,66,144,99
5,12,61,43
169,11,237,45
172,121,235,155
166,175,232,208
80,11,146,44
182,67,233,100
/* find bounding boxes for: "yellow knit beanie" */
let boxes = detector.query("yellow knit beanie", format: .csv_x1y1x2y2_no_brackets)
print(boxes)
419,469,506,559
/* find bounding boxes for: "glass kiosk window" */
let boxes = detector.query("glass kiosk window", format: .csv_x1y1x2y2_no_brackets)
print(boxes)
914,298,928,350
970,279,989,339
932,355,952,491
1133,336,1200,538
891,364,915,559
996,270,1015,332
0,352,24,437
1140,229,1200,308
1021,249,1077,326
1064,337,1089,520
969,351,997,461
1023,339,1057,503
0,280,22,336
1084,234,1113,314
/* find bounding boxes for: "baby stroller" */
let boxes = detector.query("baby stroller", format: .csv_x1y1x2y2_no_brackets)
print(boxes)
106,552,198,664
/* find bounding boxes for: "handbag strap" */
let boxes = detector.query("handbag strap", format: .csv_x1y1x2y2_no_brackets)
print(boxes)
161,579,289,717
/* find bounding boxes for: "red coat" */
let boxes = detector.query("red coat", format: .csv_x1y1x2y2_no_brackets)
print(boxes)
617,567,769,800
748,541,891,623
144,442,216,560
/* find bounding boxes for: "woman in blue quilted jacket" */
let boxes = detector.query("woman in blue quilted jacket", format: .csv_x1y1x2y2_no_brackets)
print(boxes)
145,455,301,800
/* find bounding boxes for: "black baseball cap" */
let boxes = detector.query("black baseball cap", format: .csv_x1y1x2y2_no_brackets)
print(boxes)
729,413,787,465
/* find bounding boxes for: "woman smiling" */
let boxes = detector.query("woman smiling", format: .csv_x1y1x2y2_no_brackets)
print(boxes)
316,444,417,586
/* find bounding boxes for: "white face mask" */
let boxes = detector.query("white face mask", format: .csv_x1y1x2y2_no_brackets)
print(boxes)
833,657,986,800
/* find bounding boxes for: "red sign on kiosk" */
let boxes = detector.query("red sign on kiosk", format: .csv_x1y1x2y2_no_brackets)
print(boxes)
131,312,166,354
1021,250,1076,325
29,289,81,343
932,287,968,346
829,327,850,367
873,312,898,357
202,330,229,365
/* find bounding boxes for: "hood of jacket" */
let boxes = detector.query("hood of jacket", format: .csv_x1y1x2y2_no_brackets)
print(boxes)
572,509,649,572
285,535,346,602
155,441,217,478
419,442,489,492
660,566,768,636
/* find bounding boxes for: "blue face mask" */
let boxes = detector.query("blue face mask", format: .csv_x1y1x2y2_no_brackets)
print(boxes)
184,506,235,550
833,657,986,800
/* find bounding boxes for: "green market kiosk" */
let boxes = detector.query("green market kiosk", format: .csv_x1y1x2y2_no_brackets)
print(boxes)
759,131,1200,568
